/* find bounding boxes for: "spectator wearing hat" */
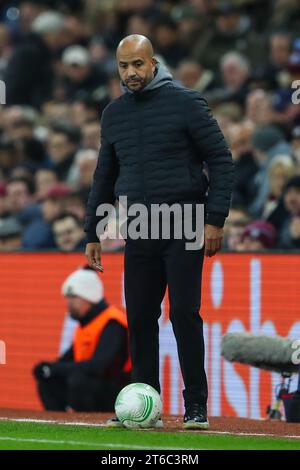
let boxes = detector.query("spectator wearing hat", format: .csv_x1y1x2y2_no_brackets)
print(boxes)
237,220,277,252
0,216,22,251
60,45,107,101
4,11,66,107
33,267,131,412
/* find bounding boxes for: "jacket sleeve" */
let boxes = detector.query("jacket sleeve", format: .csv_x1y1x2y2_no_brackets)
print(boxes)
187,94,234,227
84,113,119,243
50,321,127,378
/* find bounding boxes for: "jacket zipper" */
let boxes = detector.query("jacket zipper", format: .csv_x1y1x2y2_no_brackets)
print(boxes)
137,102,147,203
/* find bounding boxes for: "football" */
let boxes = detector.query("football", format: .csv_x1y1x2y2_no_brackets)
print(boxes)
115,383,162,429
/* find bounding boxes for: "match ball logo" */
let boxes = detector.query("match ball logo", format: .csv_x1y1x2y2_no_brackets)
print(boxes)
115,383,162,429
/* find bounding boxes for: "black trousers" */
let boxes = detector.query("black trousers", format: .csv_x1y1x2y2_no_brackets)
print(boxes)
37,371,125,412
124,223,208,407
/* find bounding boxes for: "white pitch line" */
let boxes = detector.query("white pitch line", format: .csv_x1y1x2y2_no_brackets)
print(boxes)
1,417,300,440
0,417,101,427
0,436,200,451
179,429,300,440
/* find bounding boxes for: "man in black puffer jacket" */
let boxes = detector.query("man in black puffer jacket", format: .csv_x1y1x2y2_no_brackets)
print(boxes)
85,35,234,429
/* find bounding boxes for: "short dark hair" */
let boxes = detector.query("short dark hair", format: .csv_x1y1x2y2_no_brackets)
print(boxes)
52,212,82,227
50,121,81,145
7,177,35,195
284,176,300,192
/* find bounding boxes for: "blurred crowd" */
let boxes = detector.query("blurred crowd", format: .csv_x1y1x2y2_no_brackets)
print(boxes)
0,0,300,252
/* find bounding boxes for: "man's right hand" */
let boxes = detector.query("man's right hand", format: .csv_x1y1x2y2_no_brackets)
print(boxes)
85,242,104,272
33,362,53,381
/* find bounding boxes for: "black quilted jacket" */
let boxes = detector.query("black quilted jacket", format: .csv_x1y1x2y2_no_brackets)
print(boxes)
85,64,234,242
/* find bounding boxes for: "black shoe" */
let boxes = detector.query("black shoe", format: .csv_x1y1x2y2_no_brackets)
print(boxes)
105,416,123,428
183,403,209,430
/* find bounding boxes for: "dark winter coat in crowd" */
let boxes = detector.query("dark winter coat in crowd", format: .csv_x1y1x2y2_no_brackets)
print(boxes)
232,151,258,207
85,63,234,242
4,33,54,108
61,66,107,101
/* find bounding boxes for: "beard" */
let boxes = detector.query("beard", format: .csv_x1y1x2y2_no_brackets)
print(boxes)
125,78,145,91
69,309,81,321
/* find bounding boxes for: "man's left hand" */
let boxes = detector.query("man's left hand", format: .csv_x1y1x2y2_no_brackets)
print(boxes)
204,224,223,257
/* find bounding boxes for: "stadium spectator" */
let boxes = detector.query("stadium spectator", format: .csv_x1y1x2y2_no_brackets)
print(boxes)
152,16,188,69
291,126,300,172
52,213,86,252
4,11,66,107
34,168,58,200
47,121,81,181
223,206,251,251
0,23,11,78
0,139,19,178
219,52,251,107
22,183,71,249
69,96,100,128
33,267,131,412
67,149,97,193
81,120,100,151
6,177,39,225
18,0,49,35
0,217,22,251
276,176,300,249
60,45,107,101
249,125,290,217
62,191,86,220
262,155,296,218
0,183,8,217
42,100,71,124
260,33,292,89
245,89,273,127
0,0,299,254
227,121,257,207
237,220,277,251
192,2,263,74
176,59,218,95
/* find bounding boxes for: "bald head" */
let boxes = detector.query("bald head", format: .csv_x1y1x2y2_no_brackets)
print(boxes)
117,34,154,58
116,35,156,92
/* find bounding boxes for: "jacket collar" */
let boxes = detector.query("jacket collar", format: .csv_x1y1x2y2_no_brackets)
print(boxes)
78,298,109,327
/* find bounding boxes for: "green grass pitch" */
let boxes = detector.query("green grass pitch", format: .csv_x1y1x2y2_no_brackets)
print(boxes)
0,421,299,450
